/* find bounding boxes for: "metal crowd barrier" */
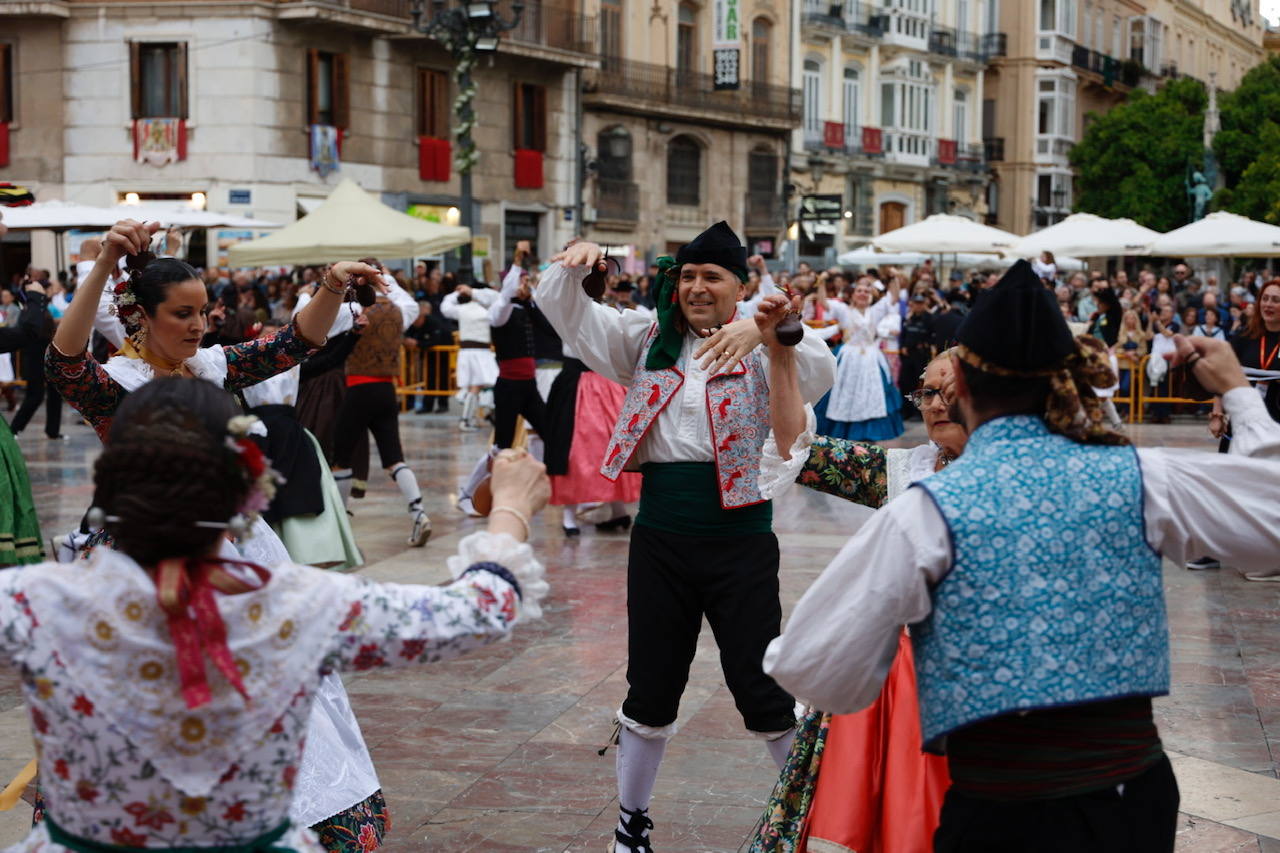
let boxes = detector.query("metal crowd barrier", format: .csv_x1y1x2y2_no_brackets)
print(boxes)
397,344,461,411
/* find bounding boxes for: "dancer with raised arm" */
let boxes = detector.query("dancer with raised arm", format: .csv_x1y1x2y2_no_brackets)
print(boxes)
0,376,548,853
537,222,835,853
765,261,1280,853
41,219,399,851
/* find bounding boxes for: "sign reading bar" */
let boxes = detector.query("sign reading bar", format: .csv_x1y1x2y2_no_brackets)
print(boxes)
712,0,741,90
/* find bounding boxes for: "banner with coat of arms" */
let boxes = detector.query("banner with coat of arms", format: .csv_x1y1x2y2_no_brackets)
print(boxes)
310,124,343,178
132,118,187,166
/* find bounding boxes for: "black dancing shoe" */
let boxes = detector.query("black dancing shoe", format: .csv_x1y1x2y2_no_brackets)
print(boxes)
563,525,581,538
610,806,654,853
595,514,632,533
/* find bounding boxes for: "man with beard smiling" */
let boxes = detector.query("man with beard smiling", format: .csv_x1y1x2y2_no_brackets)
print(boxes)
538,222,835,853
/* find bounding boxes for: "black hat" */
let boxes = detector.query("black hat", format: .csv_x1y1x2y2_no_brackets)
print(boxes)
957,260,1075,371
675,221,748,282
613,280,635,292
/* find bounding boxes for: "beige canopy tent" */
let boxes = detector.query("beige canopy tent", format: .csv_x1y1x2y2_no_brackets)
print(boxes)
226,179,470,266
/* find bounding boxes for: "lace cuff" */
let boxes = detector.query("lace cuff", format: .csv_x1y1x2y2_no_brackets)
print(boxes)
759,405,816,500
447,531,549,621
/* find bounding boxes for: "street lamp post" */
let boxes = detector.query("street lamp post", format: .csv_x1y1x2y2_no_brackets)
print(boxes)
410,0,523,283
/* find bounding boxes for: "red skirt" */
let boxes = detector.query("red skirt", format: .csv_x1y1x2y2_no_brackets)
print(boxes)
549,371,641,506
802,630,950,852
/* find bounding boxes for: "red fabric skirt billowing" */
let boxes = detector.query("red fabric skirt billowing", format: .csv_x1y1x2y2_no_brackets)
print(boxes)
549,371,641,506
802,630,950,852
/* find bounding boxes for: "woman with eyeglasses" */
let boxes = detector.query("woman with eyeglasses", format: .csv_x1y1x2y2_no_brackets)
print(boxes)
742,294,966,853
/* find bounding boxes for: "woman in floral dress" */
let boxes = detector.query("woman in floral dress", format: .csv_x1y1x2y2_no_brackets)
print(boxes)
1,377,549,852
39,219,392,850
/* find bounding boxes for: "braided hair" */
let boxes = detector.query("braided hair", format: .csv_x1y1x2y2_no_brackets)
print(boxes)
116,251,201,338
92,378,250,566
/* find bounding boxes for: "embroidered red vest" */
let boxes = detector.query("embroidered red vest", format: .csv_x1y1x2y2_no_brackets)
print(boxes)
600,326,770,509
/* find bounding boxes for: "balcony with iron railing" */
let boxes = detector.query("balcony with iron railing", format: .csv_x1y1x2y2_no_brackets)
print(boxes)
594,178,639,226
801,0,1005,61
745,191,785,231
1070,46,1143,87
277,0,595,53
585,57,802,128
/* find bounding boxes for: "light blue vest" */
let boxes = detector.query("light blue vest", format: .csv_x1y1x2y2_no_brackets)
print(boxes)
912,415,1169,749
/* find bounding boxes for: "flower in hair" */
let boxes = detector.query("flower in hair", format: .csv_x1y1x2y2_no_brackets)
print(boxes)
223,415,284,528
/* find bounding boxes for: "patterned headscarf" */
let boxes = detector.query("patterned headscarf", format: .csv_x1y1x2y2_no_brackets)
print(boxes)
954,336,1130,446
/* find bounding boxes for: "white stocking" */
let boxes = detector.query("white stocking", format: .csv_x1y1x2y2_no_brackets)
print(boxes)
388,463,422,516
764,728,796,772
616,727,667,815
332,469,353,508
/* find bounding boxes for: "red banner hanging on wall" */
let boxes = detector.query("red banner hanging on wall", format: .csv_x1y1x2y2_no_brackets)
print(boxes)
514,149,544,189
0,123,9,169
419,136,451,182
862,127,883,155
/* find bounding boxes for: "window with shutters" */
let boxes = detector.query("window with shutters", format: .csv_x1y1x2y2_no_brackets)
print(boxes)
512,82,547,151
842,67,861,143
601,0,623,65
802,59,822,138
666,135,701,206
677,4,698,75
129,42,187,119
751,18,771,83
418,68,450,138
0,44,12,123
306,49,349,128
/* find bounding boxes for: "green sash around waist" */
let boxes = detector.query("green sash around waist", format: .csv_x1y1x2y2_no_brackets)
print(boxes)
45,816,296,853
635,462,772,537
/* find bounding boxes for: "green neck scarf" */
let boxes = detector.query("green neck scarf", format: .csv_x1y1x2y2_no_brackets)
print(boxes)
645,256,683,371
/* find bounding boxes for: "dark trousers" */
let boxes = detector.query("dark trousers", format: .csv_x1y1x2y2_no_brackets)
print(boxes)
333,382,404,470
10,351,60,437
493,377,547,449
934,754,1179,853
622,524,795,733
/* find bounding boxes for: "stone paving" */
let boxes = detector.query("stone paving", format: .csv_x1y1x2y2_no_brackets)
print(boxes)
2,406,1280,852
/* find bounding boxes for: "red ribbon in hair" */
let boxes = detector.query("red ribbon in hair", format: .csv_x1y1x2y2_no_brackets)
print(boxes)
154,558,272,710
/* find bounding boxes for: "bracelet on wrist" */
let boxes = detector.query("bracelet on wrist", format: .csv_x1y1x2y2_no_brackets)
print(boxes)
489,505,531,540
321,270,348,296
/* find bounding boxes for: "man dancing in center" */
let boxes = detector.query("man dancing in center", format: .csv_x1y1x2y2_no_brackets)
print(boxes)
540,223,835,853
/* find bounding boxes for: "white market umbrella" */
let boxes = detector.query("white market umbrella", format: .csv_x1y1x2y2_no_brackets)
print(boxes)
836,246,929,266
870,214,1019,255
227,179,470,266
1012,213,1159,258
0,200,121,231
837,245,1087,272
113,203,281,229
1146,211,1280,257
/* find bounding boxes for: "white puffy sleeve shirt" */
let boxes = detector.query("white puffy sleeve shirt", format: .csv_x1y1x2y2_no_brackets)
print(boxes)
763,387,1280,714
537,262,836,464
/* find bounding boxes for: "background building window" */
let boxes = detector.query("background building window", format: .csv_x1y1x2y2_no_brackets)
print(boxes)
306,49,348,128
748,149,777,196
667,135,701,206
512,82,547,151
130,42,187,119
418,68,449,139
953,89,968,141
842,67,861,142
803,59,822,138
751,18,771,83
1038,0,1076,36
0,44,12,123
597,125,632,181
601,0,622,66
1036,76,1075,138
677,4,698,75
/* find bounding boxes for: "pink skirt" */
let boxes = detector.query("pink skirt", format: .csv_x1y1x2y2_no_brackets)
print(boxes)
550,371,642,506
